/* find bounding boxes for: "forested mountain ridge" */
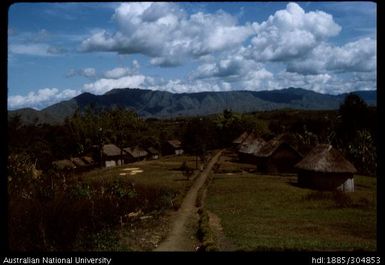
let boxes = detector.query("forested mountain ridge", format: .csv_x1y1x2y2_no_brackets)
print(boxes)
8,87,376,125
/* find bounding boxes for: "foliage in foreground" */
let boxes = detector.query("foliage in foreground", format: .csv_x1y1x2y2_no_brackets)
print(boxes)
8,156,194,251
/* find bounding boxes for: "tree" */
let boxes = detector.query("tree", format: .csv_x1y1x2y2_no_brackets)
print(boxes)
346,129,376,176
183,117,217,168
337,94,376,175
338,93,370,142
180,161,194,180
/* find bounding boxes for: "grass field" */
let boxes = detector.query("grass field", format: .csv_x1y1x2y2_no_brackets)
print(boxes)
206,165,376,251
72,154,201,250
82,154,199,193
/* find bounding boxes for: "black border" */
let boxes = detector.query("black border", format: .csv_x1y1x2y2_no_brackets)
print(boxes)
2,0,383,264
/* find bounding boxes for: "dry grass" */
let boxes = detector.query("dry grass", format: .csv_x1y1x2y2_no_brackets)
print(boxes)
206,167,376,251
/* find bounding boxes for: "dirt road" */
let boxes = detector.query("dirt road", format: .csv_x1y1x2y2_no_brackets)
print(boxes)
154,150,223,251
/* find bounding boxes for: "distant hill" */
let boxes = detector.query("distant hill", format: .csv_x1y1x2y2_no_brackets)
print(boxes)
8,87,376,125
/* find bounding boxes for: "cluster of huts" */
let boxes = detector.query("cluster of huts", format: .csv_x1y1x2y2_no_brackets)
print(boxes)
101,144,156,167
52,139,184,171
233,132,356,192
52,156,95,172
101,140,184,167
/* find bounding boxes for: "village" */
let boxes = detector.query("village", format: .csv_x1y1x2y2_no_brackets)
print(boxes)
53,131,357,193
7,95,377,252
6,1,378,255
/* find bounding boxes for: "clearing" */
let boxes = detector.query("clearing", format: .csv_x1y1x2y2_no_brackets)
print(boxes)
79,154,201,250
205,152,377,251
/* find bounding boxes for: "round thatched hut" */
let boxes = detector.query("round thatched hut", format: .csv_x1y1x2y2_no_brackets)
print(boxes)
254,137,302,174
295,144,357,192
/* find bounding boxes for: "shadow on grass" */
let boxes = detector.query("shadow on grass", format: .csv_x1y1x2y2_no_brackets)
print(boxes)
287,181,306,189
173,178,190,182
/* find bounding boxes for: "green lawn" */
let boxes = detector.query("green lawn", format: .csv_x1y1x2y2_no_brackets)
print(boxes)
82,154,198,190
78,154,202,213
206,171,376,251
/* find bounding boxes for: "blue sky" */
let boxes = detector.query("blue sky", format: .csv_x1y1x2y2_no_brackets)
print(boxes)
8,2,376,110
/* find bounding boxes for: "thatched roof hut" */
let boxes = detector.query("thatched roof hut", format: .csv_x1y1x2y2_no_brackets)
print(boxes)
237,133,265,164
254,138,302,173
295,144,356,173
232,132,249,146
124,146,148,162
295,144,356,192
168,140,182,149
238,133,257,148
81,156,94,165
147,147,159,155
239,137,266,154
52,159,76,170
165,140,184,155
102,144,123,167
103,144,122,157
147,147,160,160
71,157,87,167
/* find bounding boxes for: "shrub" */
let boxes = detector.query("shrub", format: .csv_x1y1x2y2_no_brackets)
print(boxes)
196,208,218,251
8,176,180,251
180,161,194,180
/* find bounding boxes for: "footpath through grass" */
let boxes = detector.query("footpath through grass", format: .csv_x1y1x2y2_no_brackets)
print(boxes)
206,171,376,251
73,154,199,251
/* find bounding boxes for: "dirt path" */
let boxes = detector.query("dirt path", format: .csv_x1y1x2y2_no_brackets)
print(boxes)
154,150,223,251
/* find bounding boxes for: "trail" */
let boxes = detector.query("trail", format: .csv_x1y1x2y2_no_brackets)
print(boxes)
154,150,223,251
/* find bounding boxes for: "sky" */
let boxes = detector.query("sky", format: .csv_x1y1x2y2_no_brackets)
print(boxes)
7,2,377,110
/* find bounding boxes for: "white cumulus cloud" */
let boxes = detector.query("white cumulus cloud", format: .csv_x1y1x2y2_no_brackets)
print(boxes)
103,67,131,79
147,79,232,94
102,60,140,79
246,2,341,61
8,88,81,110
80,2,254,66
83,75,146,95
287,37,376,74
190,53,274,90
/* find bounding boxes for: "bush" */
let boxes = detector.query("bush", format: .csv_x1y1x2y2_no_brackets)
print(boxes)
196,208,218,251
8,153,40,199
8,176,179,251
180,161,194,180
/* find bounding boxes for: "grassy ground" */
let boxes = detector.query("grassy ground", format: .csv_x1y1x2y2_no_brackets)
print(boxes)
73,154,200,251
82,154,199,187
206,162,376,251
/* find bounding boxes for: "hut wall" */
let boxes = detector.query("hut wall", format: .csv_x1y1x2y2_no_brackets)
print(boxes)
256,157,268,172
257,146,301,174
123,155,135,164
163,144,182,155
239,152,257,164
135,155,147,161
175,149,184,155
232,143,241,150
338,178,354,192
270,146,302,173
150,154,159,160
298,170,354,192
104,157,123,167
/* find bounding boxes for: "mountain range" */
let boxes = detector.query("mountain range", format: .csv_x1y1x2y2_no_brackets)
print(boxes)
8,87,377,125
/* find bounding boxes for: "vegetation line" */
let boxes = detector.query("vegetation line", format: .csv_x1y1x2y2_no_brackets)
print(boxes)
196,208,218,251
195,153,222,251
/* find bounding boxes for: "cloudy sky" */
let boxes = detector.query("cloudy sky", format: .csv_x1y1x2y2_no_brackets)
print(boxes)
8,2,376,110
